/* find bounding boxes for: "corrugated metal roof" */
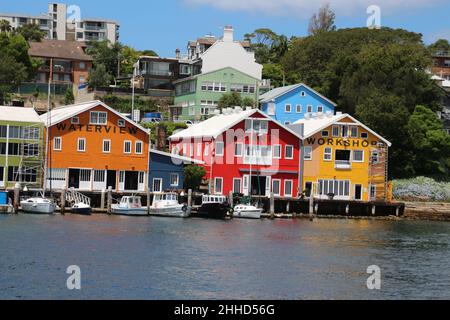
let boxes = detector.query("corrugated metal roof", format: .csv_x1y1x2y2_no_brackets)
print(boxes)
0,106,42,123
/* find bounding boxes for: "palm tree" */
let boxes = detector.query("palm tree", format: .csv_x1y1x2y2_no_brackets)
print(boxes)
0,19,12,33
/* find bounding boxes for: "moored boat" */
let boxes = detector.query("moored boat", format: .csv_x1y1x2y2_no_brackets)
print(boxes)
71,202,92,215
20,197,56,214
111,196,148,216
233,204,263,219
197,195,231,220
150,192,190,218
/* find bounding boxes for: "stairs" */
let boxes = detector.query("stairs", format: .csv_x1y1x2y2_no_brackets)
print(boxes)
65,188,91,206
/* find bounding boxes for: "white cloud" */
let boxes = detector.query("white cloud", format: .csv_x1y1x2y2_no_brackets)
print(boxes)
184,0,443,17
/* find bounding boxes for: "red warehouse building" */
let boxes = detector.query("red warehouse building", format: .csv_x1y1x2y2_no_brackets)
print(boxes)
169,108,303,198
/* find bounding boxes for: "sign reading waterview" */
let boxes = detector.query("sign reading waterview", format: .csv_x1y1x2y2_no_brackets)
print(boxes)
55,123,139,135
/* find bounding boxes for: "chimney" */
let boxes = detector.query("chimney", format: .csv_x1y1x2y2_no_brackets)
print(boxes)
175,48,181,59
223,26,234,42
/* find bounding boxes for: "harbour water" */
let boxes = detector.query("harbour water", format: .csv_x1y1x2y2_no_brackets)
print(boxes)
0,214,449,300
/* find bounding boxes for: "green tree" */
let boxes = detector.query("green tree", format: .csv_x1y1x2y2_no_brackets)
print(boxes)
86,40,121,79
218,92,242,109
15,23,46,41
121,45,140,76
428,39,450,54
241,97,255,107
89,64,112,88
308,3,336,36
0,19,12,33
64,87,75,105
407,105,450,178
184,165,206,191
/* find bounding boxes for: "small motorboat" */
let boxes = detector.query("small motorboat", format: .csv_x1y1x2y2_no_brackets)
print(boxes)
111,196,148,216
233,204,263,219
20,197,56,214
71,202,92,215
150,192,190,218
197,195,231,220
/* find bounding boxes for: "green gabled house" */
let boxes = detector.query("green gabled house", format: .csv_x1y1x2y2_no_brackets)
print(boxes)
170,67,260,122
0,106,45,191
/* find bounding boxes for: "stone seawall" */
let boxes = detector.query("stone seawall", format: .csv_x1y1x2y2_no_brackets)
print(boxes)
404,202,450,221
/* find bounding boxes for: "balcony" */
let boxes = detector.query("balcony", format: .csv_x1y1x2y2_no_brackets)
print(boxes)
139,69,173,77
84,25,106,31
335,160,352,170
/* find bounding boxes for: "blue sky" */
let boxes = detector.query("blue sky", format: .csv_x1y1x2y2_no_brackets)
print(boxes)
2,0,450,57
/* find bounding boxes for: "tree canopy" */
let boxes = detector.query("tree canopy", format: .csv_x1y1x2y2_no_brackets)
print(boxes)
308,3,336,36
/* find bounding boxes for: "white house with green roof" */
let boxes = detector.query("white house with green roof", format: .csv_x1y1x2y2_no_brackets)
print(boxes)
171,67,261,121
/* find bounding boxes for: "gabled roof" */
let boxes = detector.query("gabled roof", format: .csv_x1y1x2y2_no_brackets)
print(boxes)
0,106,42,123
169,108,303,141
292,113,392,147
39,100,149,134
28,40,93,62
259,83,338,106
150,149,205,165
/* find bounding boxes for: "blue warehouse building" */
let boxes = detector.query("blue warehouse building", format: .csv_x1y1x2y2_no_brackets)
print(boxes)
149,149,204,192
260,83,337,125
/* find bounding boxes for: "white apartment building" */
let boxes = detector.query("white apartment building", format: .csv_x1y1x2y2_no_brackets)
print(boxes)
0,2,119,44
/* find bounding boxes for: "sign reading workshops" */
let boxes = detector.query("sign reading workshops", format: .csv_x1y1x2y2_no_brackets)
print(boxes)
55,123,139,135
305,137,383,148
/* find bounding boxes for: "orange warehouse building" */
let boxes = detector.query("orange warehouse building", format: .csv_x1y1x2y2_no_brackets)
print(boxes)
41,101,150,193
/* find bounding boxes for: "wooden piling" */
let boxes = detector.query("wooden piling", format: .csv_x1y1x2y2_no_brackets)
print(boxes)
107,186,112,215
372,205,376,216
60,189,66,215
270,192,275,219
346,204,350,216
147,187,151,215
286,201,290,214
229,191,234,207
13,183,20,214
188,189,193,207
100,189,105,210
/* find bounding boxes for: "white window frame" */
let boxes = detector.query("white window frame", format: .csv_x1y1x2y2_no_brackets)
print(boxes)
324,147,333,161
370,185,377,200
307,105,313,113
285,104,292,113
90,111,108,125
71,116,79,124
196,143,202,157
77,138,86,152
153,178,163,192
285,145,294,160
124,140,132,154
300,91,306,97
350,126,359,138
273,144,282,159
118,119,126,128
214,177,223,195
296,105,302,113
235,143,243,157
332,125,340,137
353,150,364,163
284,180,293,197
317,105,324,113
304,146,312,161
272,179,281,197
215,141,224,156
190,143,194,157
53,137,62,151
361,132,369,139
135,141,143,155
233,178,242,194
103,139,111,153
170,173,179,187
204,143,209,156
322,130,329,137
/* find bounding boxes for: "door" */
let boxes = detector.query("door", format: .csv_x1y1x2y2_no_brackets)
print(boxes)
125,171,139,191
153,178,162,192
138,172,145,192
243,175,249,196
305,182,313,197
79,169,92,190
268,102,276,116
354,184,362,201
106,170,117,190
68,169,80,189
265,176,271,197
0,167,4,188
118,171,125,191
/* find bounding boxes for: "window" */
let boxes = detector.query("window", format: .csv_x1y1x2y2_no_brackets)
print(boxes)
285,104,292,113
196,143,202,157
245,119,269,133
103,140,111,153
124,141,132,154
361,132,369,139
332,126,340,137
214,178,223,195
8,126,21,139
307,105,313,113
285,145,294,159
322,130,329,137
233,178,242,194
304,146,312,160
94,170,105,182
215,141,224,156
153,178,162,192
371,151,380,164
118,119,126,128
353,150,364,162
272,179,281,197
90,111,107,125
53,137,62,151
350,126,358,138
202,82,226,92
79,62,86,70
77,138,86,152
370,185,377,200
317,105,323,113
273,145,282,159
296,105,302,113
318,180,350,197
300,91,306,97
183,143,187,156
170,173,179,187
324,147,332,161
188,106,195,116
80,169,91,183
135,141,143,154
71,117,79,124
23,127,40,140
190,143,194,157
284,180,293,197
342,125,349,138
23,144,39,157
235,143,243,157
284,121,291,125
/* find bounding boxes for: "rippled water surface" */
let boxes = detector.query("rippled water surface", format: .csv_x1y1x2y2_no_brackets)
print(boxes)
0,214,449,300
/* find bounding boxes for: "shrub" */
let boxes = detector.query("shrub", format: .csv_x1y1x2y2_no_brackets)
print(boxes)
393,177,450,202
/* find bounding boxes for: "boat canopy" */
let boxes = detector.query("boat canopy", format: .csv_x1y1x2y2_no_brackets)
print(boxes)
202,195,227,204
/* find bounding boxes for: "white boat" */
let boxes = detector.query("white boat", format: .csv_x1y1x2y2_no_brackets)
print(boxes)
111,196,148,216
233,204,263,219
20,197,56,214
150,192,190,218
71,202,92,215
